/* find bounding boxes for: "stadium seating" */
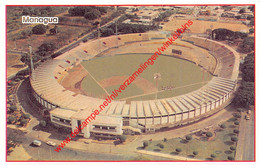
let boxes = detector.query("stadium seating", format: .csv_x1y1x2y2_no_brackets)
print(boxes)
30,33,238,131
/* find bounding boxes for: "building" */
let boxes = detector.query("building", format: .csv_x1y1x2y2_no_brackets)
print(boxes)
50,108,123,139
30,33,238,139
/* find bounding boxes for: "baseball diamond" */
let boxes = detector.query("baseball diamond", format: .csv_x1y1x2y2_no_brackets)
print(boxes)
30,32,239,139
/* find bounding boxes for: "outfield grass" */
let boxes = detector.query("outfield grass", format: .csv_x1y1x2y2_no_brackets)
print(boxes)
143,118,238,160
81,54,212,101
105,84,144,100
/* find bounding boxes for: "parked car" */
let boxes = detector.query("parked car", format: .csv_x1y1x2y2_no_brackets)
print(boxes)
84,139,92,144
245,115,250,120
32,140,41,147
46,141,56,146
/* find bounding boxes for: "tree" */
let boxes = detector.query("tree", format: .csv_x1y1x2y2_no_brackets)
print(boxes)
249,28,254,34
20,53,41,66
239,37,254,53
32,24,47,34
239,8,246,14
19,29,32,39
118,135,126,143
234,121,240,125
49,25,59,35
185,135,192,141
7,116,16,124
68,6,93,16
212,28,234,40
205,29,212,36
96,7,108,15
228,156,235,160
230,146,236,151
237,108,243,113
40,120,47,127
143,141,149,148
248,6,254,12
20,119,28,126
109,23,158,34
22,8,31,15
231,136,238,142
157,143,164,149
24,114,30,119
220,124,226,129
234,82,254,107
84,9,101,20
249,18,254,26
234,32,248,40
235,15,241,19
82,38,88,43
233,129,239,134
176,148,182,153
206,132,213,137
211,154,216,158
241,53,254,82
36,42,56,57
10,105,17,112
100,28,114,37
38,42,56,52
193,151,198,156
93,21,100,26
234,113,241,118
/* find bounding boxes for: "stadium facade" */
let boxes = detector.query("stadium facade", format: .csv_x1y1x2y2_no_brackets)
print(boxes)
30,32,239,139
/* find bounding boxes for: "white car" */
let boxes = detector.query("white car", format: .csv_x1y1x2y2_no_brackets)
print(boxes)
46,141,56,146
84,139,92,144
32,140,41,147
245,115,250,120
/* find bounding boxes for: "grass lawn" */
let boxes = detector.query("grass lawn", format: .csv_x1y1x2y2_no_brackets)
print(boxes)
142,117,239,160
81,54,212,101
105,84,144,100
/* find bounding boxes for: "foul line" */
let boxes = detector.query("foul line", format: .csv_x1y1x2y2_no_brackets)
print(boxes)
80,64,110,96
118,81,210,101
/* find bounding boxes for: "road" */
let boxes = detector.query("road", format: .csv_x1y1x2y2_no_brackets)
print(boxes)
9,79,240,161
8,127,171,161
235,111,255,160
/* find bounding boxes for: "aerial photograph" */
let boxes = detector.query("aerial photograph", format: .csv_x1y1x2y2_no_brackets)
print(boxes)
6,4,255,162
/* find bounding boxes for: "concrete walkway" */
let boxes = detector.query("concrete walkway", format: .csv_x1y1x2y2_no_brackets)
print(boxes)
136,150,201,161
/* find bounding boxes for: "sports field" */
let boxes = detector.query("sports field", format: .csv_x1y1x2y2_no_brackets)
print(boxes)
80,54,212,101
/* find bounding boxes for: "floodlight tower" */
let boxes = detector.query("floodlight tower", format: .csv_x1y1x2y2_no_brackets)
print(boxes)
114,6,118,48
29,45,34,80
97,23,101,53
14,38,17,50
115,6,118,48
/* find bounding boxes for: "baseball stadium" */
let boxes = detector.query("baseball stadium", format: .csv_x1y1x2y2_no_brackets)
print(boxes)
29,31,240,139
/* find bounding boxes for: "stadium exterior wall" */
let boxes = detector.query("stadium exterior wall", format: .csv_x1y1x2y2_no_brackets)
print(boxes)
30,33,238,137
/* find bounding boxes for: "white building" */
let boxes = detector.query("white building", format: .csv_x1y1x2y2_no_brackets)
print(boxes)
50,108,123,139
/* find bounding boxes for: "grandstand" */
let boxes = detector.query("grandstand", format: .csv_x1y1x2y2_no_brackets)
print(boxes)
30,32,239,138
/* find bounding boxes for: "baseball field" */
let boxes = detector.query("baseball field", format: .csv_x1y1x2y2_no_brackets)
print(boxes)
76,53,212,101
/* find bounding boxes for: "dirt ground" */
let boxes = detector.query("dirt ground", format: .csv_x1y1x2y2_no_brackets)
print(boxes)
7,53,27,78
61,64,88,94
164,18,250,34
62,71,158,98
